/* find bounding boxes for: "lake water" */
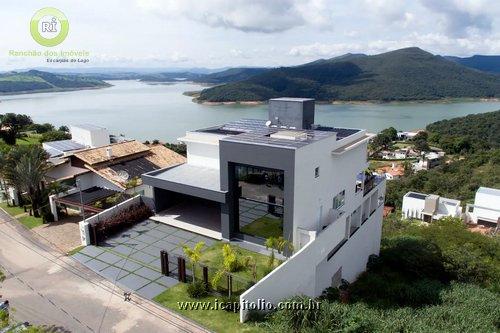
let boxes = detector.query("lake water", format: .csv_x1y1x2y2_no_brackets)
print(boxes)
1,80,499,142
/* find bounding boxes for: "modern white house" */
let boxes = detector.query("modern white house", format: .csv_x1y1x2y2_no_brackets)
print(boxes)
465,187,500,227
402,191,461,222
142,98,386,320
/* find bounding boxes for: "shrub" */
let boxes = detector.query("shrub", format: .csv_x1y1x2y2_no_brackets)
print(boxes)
186,281,207,298
222,244,241,272
269,296,321,331
39,130,71,143
319,286,340,302
95,203,152,239
40,206,54,223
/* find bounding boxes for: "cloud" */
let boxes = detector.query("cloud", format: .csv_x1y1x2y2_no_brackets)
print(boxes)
136,0,334,33
289,40,411,58
169,52,189,63
419,0,493,37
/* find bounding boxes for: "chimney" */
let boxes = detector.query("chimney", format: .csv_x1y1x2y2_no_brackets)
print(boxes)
106,147,113,158
268,98,315,130
391,162,396,169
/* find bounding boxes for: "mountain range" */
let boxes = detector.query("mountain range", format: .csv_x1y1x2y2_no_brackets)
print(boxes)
3,48,500,100
0,70,110,94
197,48,500,102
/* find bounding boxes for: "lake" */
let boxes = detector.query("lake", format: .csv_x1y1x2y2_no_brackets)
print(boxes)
1,80,499,142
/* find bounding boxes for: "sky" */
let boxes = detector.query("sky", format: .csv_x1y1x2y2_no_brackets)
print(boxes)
1,0,499,70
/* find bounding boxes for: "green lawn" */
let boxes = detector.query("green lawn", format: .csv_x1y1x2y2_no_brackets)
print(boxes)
18,215,43,229
0,202,25,216
240,216,282,239
154,283,263,333
15,133,41,146
196,242,275,283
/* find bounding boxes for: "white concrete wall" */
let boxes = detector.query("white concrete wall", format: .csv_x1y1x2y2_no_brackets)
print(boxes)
70,125,110,148
474,190,500,222
79,195,142,245
402,196,425,219
75,172,123,192
186,141,220,169
240,202,384,322
292,131,368,248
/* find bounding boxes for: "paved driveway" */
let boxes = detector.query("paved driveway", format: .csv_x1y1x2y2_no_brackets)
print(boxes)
73,219,216,299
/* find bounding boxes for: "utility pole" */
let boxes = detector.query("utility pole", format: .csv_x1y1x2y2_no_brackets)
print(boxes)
76,179,85,221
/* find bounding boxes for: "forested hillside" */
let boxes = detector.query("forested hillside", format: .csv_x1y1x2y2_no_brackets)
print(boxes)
198,48,500,102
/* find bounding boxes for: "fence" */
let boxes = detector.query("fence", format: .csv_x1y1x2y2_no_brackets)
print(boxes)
160,250,254,297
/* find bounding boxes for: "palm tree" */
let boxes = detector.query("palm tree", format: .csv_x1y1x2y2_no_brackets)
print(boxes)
3,146,49,217
182,241,205,281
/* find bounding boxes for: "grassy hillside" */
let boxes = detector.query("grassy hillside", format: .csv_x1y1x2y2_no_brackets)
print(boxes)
445,55,500,74
0,70,110,94
198,47,500,102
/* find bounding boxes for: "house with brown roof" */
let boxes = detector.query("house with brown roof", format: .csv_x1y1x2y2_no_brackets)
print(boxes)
48,141,185,221
376,163,405,180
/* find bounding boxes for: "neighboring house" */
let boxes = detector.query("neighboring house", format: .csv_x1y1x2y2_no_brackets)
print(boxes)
49,141,185,220
143,97,386,317
397,130,423,140
380,149,408,160
42,124,110,158
44,124,111,184
465,187,500,227
413,151,443,171
376,163,405,180
402,191,461,222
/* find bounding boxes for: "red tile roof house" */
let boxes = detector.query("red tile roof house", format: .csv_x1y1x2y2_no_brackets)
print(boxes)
47,141,185,221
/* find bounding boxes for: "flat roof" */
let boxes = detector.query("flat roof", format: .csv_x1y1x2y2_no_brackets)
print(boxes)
406,192,428,200
72,124,106,131
150,164,221,192
477,187,500,196
269,97,315,102
197,119,362,149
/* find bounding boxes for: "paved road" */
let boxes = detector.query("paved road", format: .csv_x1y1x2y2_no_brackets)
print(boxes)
0,210,207,333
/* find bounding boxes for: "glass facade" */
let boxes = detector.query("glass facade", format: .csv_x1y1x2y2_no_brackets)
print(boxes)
234,164,284,240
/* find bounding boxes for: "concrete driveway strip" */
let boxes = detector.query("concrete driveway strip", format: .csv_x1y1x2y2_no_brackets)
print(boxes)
0,210,208,333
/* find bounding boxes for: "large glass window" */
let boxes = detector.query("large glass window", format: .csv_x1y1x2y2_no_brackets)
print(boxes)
234,164,284,240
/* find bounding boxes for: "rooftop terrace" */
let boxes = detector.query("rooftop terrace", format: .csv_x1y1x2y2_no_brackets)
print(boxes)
195,119,362,149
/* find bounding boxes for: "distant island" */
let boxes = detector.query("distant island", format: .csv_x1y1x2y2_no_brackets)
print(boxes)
0,70,111,95
195,47,500,103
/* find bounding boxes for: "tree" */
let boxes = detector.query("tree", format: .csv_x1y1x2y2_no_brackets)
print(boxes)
369,127,398,154
39,130,71,143
412,131,430,152
27,123,54,134
182,241,205,281
0,113,33,145
58,125,69,132
3,146,49,217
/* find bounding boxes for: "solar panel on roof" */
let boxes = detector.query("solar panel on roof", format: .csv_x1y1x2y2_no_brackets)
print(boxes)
45,140,86,152
109,157,159,178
